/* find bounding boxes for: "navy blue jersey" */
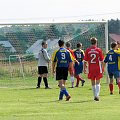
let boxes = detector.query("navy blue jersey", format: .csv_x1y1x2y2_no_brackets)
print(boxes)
74,49,84,74
74,49,84,62
53,47,72,67
104,49,119,73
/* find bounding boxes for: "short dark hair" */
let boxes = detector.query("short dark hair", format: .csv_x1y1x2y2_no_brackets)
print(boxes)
90,37,97,45
65,42,71,47
77,42,82,48
41,41,47,46
58,39,64,47
111,42,117,48
117,41,120,45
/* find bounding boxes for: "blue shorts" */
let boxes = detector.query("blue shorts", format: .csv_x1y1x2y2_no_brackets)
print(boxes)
117,71,120,78
108,71,120,79
74,62,83,76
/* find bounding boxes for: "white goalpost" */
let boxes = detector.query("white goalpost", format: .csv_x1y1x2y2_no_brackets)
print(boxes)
9,55,25,78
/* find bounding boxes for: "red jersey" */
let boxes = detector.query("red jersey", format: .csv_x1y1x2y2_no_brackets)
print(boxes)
67,48,75,59
84,46,104,80
66,48,75,75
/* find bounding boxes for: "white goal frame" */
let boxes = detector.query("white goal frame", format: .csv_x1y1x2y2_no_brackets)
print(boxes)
9,55,25,78
0,20,108,81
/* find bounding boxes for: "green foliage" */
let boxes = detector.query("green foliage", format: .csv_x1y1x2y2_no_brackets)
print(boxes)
22,54,35,61
0,35,8,41
108,19,120,34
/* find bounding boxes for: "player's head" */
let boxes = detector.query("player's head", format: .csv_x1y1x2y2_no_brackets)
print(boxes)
65,42,71,48
111,42,118,50
41,41,47,49
77,42,82,48
90,37,97,45
117,41,120,48
58,39,64,47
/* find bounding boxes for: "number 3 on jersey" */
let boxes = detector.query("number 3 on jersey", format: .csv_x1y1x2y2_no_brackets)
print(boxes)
90,54,96,63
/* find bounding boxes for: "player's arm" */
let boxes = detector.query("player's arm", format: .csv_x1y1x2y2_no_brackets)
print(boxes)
83,49,88,74
74,59,79,65
83,61,87,74
68,51,74,69
52,62,56,75
51,50,58,76
102,61,105,73
102,61,106,68
72,50,79,64
81,50,85,61
43,49,50,61
102,54,108,73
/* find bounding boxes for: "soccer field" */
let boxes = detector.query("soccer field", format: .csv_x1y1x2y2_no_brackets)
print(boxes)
0,75,120,120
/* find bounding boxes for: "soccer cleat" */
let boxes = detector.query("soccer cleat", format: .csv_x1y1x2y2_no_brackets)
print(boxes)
45,87,52,89
94,97,99,101
59,98,63,101
110,92,113,95
59,95,63,101
75,85,79,87
36,86,40,89
69,86,74,88
119,91,120,94
66,95,71,101
81,80,85,86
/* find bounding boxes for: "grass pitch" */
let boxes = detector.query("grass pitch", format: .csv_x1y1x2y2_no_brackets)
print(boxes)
0,75,120,120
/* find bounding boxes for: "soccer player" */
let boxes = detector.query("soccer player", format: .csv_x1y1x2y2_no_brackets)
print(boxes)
36,41,51,89
84,37,104,101
52,39,73,101
65,42,79,88
114,41,120,85
74,42,85,87
105,42,120,94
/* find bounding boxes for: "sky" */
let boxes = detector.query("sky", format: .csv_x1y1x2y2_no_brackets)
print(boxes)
0,0,120,23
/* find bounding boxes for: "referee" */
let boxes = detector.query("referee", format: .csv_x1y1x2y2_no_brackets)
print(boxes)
36,41,51,89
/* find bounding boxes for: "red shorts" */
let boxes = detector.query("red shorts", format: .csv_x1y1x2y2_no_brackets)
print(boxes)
88,71,103,80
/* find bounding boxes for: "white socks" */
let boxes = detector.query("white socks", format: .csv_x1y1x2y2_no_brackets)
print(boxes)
70,76,74,83
70,76,74,87
96,84,100,97
92,84,100,98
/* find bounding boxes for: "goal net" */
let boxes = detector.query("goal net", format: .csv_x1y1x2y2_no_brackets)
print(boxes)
0,21,108,87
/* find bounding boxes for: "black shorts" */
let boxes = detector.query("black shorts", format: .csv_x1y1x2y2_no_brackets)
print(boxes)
56,67,68,80
38,66,48,74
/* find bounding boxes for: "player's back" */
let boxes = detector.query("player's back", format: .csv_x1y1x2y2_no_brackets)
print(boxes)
54,47,72,68
74,49,84,62
84,46,104,72
38,48,49,67
104,49,119,72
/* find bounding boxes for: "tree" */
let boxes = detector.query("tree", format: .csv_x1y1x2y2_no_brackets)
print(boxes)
108,19,120,34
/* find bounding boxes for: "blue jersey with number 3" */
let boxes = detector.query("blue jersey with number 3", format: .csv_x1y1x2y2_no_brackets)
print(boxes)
104,49,119,73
